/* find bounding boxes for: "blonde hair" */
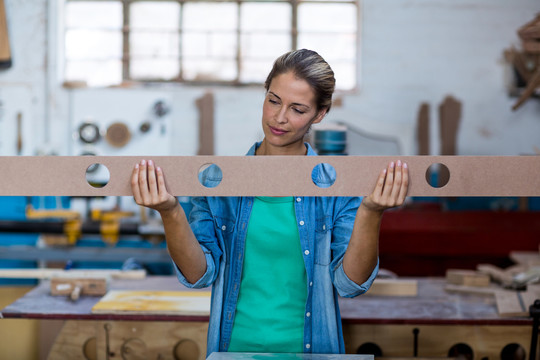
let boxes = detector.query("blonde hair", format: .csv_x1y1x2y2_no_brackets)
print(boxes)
264,49,336,113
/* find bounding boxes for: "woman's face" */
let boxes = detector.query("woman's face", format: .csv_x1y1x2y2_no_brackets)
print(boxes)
260,71,326,155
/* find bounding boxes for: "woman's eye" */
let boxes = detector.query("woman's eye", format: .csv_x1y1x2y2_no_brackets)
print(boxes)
293,108,305,114
269,99,278,104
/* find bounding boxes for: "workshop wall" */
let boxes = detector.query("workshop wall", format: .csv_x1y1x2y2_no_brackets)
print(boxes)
0,0,539,159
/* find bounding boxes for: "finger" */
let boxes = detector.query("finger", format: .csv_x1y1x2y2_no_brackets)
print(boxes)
397,162,409,204
147,160,159,200
372,167,387,199
131,163,143,204
138,160,151,204
156,166,169,199
381,161,395,199
390,160,403,202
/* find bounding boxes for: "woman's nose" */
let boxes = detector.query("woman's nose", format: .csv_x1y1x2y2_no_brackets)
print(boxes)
276,107,287,124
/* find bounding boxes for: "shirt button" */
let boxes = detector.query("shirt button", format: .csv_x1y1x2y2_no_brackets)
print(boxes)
306,344,311,349
322,225,326,230
221,225,227,231
309,282,313,286
306,312,311,317
304,250,310,255
296,197,301,202
299,220,305,226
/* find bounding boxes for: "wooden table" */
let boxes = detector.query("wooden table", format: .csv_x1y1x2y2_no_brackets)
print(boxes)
0,276,535,359
207,354,373,360
1,276,531,325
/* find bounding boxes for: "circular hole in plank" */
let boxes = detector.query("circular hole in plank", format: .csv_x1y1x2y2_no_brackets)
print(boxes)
501,343,526,360
356,342,383,356
198,163,223,188
82,337,97,360
426,163,450,188
86,163,110,188
448,343,474,360
173,339,200,360
312,163,336,188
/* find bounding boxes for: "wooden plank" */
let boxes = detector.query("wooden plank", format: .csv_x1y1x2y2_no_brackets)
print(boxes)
0,268,146,280
446,269,490,287
518,14,540,40
444,284,497,296
510,251,540,266
416,103,430,155
523,40,540,53
196,91,215,156
50,277,109,299
91,290,211,315
495,290,528,317
0,0,11,68
365,279,418,296
1,156,540,196
438,95,461,156
476,264,514,287
512,67,540,110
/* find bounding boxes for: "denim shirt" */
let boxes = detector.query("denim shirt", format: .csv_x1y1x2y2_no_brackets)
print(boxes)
175,142,379,355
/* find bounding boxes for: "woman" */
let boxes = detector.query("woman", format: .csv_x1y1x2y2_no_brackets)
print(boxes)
131,49,409,355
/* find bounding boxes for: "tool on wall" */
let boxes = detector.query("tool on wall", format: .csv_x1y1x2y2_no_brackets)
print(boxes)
0,0,12,68
78,122,101,144
12,206,157,245
105,121,131,148
153,99,170,136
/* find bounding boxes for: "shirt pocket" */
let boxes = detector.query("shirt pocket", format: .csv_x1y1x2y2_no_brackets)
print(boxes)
314,216,333,266
213,216,235,241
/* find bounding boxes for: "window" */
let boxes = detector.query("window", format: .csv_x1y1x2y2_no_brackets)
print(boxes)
64,0,358,90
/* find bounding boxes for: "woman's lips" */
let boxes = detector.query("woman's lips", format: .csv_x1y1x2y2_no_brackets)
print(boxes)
269,126,287,136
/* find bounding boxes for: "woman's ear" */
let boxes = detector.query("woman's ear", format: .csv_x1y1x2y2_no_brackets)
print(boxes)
312,108,328,124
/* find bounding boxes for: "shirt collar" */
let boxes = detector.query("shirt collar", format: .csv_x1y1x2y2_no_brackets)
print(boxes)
246,142,318,156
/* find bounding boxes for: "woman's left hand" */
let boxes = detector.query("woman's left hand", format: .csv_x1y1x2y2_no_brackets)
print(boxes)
361,160,409,213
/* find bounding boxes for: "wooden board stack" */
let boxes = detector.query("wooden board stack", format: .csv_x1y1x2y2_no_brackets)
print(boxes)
508,13,540,110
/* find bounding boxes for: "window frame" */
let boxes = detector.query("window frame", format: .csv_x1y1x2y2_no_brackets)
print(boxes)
62,0,361,90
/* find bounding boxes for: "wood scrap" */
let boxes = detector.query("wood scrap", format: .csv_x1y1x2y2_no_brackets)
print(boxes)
510,250,540,267
510,13,540,110
495,289,540,317
0,0,11,68
91,290,211,315
0,268,146,280
445,284,540,317
50,276,109,301
439,95,462,157
366,279,418,296
196,91,215,156
518,13,540,41
504,47,536,84
446,269,490,287
444,284,497,297
476,264,515,288
416,102,430,155
512,67,540,110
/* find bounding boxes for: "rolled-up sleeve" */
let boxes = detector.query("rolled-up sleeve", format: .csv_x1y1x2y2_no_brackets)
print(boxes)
333,258,379,298
173,196,222,288
330,196,379,298
174,244,217,288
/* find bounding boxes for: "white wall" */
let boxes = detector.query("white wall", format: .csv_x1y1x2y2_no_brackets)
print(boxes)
0,0,539,159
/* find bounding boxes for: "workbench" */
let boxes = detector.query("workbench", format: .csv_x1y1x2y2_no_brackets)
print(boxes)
0,276,535,359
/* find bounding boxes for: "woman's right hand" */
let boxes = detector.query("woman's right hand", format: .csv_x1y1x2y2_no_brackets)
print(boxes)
131,159,179,214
